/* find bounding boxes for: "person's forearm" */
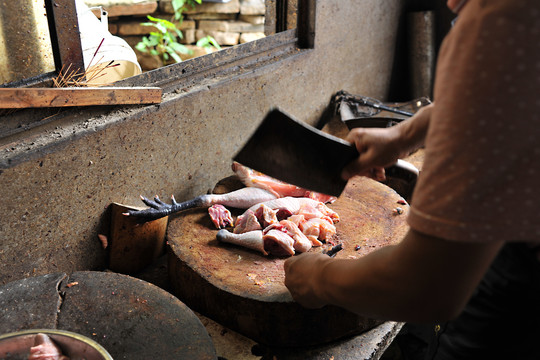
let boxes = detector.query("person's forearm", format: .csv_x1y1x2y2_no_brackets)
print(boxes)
393,103,433,157
314,243,434,321
312,228,502,322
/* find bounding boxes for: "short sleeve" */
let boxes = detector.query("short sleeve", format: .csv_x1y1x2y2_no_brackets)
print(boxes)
407,0,540,243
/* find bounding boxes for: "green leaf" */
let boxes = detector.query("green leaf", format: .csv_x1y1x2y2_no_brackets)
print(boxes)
169,51,182,63
153,23,168,33
163,32,177,44
162,20,178,30
172,0,186,11
170,42,191,54
146,15,161,22
196,35,221,50
145,36,159,46
208,37,221,49
196,37,209,47
135,42,148,52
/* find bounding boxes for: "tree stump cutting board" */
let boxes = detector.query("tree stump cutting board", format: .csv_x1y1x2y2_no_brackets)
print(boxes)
167,176,409,347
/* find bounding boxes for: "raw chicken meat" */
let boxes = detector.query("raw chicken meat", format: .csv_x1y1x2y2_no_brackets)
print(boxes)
262,229,296,256
300,217,337,243
217,196,339,256
217,229,267,255
125,162,341,256
232,162,337,203
28,333,70,360
125,162,335,224
233,209,262,233
125,187,278,222
271,220,312,253
208,204,233,228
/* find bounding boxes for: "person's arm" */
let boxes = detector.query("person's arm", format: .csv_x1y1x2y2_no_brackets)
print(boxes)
342,103,433,180
284,228,503,322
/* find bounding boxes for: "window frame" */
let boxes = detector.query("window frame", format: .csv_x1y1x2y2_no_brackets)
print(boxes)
1,0,84,88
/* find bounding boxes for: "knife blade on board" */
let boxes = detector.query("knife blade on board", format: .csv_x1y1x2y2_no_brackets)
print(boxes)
234,108,419,197
233,108,359,197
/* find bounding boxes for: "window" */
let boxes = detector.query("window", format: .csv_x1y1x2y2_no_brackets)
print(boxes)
0,0,315,137
1,0,315,87
0,0,84,88
0,0,316,141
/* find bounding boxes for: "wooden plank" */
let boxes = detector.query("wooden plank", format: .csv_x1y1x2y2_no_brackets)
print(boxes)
45,0,85,79
0,87,162,109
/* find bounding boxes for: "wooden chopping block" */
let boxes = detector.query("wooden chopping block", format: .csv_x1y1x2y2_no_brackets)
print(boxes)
167,176,410,347
109,202,168,275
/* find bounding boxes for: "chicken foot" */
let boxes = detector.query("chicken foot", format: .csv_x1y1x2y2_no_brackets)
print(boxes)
124,187,278,221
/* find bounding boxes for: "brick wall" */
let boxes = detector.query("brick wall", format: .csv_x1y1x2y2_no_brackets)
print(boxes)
84,0,266,70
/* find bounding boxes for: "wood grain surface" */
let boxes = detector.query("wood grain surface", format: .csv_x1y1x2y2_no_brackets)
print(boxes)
0,87,161,108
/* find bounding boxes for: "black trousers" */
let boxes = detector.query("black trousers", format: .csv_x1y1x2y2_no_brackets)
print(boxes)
426,243,540,360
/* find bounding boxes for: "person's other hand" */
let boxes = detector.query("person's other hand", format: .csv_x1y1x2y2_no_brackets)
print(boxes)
284,252,331,308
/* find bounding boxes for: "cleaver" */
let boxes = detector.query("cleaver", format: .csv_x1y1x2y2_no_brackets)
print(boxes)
233,108,359,197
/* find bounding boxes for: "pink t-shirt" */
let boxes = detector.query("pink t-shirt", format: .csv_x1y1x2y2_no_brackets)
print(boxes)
407,0,540,243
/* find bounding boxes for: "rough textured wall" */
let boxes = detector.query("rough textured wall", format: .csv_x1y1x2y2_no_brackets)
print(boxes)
0,0,404,285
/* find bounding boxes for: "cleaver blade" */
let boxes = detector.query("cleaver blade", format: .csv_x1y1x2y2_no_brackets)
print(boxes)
233,108,359,197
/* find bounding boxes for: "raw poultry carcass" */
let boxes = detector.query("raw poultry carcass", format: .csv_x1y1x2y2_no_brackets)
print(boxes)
124,162,335,225
217,196,340,257
124,162,340,257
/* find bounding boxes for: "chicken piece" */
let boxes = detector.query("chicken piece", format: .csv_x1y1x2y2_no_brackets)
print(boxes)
297,203,325,220
28,333,70,360
243,197,321,217
234,209,262,234
262,229,296,256
208,204,233,229
217,229,267,255
125,187,278,221
264,222,310,252
297,202,340,223
300,217,337,242
253,203,279,228
316,202,340,223
232,162,337,203
217,228,296,257
286,214,306,227
305,235,323,246
126,161,339,223
278,220,313,252
285,214,324,245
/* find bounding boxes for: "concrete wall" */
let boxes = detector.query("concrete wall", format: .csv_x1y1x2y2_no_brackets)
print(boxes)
0,0,404,285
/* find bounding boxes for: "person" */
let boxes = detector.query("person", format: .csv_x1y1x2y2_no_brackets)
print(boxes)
284,0,540,358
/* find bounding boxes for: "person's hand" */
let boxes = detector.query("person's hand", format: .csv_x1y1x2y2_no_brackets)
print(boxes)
341,126,402,181
284,252,332,308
